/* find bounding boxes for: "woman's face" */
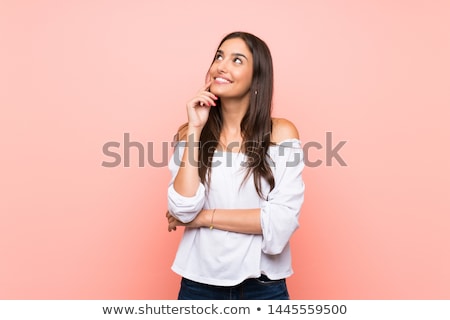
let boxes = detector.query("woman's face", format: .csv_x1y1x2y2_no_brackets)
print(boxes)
208,38,253,100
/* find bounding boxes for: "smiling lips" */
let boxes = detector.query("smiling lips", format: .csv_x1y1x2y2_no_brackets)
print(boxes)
214,77,232,84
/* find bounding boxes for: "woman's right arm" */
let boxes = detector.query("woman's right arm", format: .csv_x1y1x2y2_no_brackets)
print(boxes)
172,80,217,196
172,125,202,196
167,81,217,222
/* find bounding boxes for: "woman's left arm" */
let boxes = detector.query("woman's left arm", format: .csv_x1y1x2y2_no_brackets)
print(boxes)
258,118,305,254
167,207,262,234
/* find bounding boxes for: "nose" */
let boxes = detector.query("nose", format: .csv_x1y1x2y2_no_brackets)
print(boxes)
216,59,228,73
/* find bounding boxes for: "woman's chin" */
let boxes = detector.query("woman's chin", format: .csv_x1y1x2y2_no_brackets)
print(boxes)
209,87,222,97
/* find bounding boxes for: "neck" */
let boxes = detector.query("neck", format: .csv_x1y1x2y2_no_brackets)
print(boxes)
219,93,250,132
217,94,251,152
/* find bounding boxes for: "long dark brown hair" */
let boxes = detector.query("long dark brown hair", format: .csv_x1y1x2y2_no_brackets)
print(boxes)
178,31,275,198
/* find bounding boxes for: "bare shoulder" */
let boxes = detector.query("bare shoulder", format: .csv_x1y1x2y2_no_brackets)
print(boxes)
271,118,300,143
175,123,189,141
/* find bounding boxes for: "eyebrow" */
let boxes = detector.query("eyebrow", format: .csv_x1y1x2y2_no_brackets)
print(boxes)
216,49,248,61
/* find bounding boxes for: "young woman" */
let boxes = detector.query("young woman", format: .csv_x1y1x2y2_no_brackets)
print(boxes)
166,31,305,300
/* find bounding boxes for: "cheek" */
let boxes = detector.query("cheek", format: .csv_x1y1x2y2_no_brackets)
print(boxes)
239,70,253,88
206,69,214,83
208,63,218,75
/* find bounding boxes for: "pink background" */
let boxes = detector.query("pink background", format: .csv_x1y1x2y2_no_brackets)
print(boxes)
1,0,449,299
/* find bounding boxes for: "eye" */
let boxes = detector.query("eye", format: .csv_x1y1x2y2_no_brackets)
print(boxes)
215,53,223,61
233,57,242,64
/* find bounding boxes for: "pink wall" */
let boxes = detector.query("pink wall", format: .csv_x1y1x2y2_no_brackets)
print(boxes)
1,0,449,299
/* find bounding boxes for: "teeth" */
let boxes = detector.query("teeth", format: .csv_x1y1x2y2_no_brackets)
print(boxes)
215,77,231,83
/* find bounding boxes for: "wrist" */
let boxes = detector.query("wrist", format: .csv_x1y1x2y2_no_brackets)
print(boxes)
200,209,216,229
209,208,216,230
187,125,203,136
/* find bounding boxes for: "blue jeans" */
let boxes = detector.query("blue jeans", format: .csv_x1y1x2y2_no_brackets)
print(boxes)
178,275,290,300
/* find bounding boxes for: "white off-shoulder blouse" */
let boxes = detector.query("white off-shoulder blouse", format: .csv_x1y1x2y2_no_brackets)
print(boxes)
167,139,305,286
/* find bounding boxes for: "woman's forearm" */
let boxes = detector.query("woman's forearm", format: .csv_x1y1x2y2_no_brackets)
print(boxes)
196,208,262,234
173,127,202,197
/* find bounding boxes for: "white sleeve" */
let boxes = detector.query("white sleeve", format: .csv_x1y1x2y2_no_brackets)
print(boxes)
167,142,206,223
260,139,305,255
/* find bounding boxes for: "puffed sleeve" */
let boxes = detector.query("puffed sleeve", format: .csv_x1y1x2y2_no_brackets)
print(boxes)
167,141,206,223
260,139,305,255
